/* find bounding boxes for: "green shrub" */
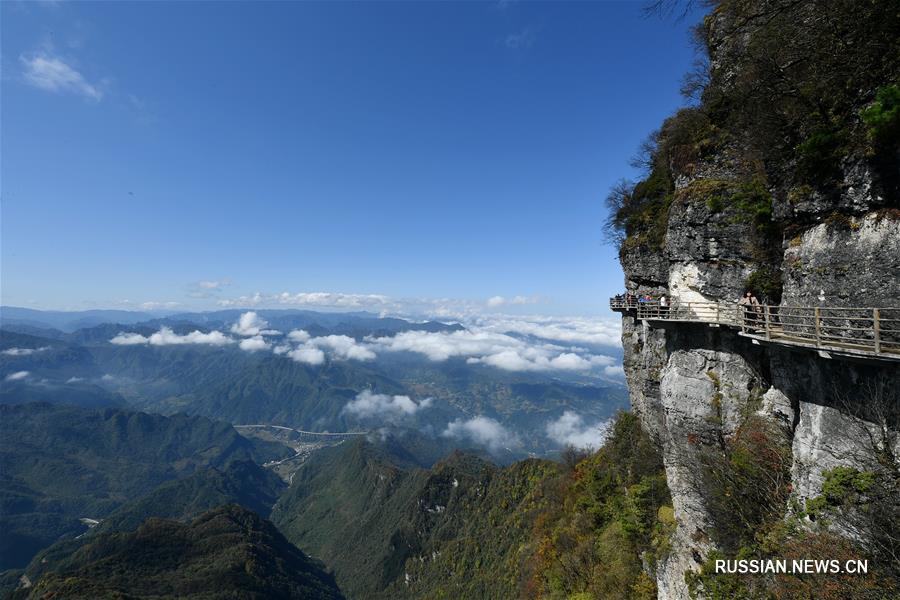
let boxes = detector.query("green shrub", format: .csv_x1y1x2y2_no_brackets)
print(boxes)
796,126,848,183
861,83,900,147
806,466,876,517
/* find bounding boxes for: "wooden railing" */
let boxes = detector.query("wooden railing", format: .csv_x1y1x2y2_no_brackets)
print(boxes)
609,297,900,359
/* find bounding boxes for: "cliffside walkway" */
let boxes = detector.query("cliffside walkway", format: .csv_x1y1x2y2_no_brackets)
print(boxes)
610,297,900,362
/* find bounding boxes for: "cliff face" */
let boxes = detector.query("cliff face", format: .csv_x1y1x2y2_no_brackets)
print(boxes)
623,318,898,598
615,2,900,598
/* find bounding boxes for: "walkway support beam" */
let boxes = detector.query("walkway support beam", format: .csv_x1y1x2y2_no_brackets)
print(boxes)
874,308,881,354
815,307,821,347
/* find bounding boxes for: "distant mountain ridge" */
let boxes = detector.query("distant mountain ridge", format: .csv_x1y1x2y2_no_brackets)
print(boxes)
0,306,462,337
0,307,164,333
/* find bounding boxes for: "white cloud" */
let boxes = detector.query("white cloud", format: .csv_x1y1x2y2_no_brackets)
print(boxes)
604,365,625,378
548,352,592,370
239,336,269,352
140,301,180,311
369,330,512,362
188,279,232,298
287,330,311,343
66,376,84,383
442,416,519,453
309,335,376,361
5,371,30,381
282,331,375,363
110,327,233,346
2,346,50,356
486,295,539,308
231,311,269,337
272,344,291,355
109,332,147,345
476,350,537,371
149,328,233,346
198,280,228,290
545,411,611,450
342,390,433,423
20,52,103,100
368,329,616,374
288,346,325,366
219,291,391,309
471,314,621,347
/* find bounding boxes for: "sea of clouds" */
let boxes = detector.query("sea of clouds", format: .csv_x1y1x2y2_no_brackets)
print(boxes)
104,310,623,453
110,311,622,376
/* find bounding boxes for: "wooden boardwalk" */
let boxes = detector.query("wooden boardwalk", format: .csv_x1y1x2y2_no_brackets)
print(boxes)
610,298,900,362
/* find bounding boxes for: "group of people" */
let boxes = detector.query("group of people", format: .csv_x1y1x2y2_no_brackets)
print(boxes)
613,292,669,316
617,292,668,307
616,290,763,326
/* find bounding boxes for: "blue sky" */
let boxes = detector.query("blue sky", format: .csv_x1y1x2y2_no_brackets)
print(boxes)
1,0,701,317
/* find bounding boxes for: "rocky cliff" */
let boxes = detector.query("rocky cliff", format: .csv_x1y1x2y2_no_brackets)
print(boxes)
613,2,900,598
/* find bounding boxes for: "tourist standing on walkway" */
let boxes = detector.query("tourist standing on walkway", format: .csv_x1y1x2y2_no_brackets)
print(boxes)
739,292,754,329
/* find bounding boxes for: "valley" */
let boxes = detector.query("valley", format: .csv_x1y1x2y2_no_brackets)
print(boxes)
0,306,627,595
235,424,367,482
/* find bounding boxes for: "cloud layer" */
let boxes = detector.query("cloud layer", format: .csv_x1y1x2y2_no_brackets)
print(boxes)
239,336,269,352
470,314,621,347
2,347,50,356
105,311,622,378
368,329,616,373
288,345,325,365
486,295,538,308
342,390,433,423
231,311,278,337
284,331,375,364
111,327,233,346
442,416,519,453
219,292,391,309
545,411,611,450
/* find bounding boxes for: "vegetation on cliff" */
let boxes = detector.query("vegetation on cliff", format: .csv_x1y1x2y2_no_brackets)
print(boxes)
606,0,900,301
685,386,900,599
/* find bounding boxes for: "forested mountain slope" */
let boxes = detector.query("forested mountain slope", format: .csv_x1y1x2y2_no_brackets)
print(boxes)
0,403,285,570
6,505,344,600
272,413,672,600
